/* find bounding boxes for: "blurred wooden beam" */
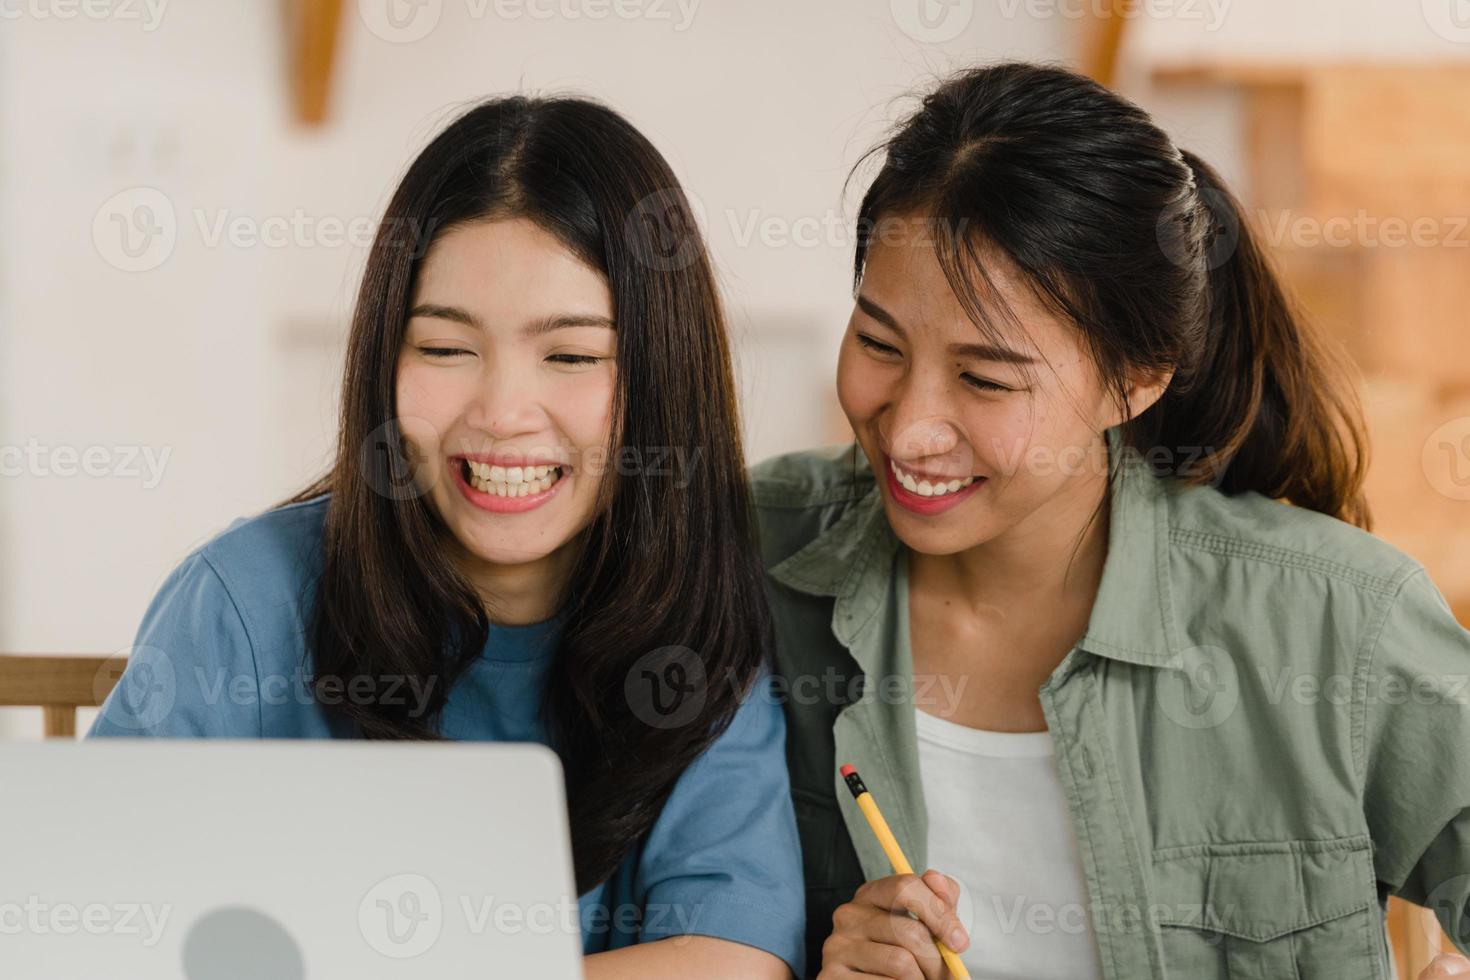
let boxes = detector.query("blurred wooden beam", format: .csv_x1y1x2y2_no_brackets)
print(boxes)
1151,61,1308,87
1081,0,1134,88
287,0,345,126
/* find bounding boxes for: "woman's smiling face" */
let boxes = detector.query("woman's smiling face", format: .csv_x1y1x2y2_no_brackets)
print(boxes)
836,221,1161,557
395,217,617,570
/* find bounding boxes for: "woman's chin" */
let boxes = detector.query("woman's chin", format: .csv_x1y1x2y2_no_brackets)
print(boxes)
887,504,997,557
459,540,562,569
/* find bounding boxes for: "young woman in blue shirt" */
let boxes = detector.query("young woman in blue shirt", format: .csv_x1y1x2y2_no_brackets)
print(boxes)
90,96,804,979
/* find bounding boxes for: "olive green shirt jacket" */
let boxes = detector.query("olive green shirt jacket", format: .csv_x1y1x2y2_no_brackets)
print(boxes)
752,427,1470,979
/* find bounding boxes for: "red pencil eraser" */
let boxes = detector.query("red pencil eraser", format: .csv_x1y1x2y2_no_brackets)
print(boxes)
840,764,856,778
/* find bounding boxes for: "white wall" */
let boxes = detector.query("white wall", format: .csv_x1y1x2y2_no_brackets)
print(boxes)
2,0,1465,734
0,1,1070,736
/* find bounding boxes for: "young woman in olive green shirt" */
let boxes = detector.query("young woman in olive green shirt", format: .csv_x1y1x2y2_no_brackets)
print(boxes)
753,62,1470,980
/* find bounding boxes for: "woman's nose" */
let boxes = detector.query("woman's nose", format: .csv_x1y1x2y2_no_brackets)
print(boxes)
466,370,544,439
886,373,964,459
889,413,962,460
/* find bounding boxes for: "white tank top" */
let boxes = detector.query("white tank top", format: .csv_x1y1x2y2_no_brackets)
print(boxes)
915,707,1106,980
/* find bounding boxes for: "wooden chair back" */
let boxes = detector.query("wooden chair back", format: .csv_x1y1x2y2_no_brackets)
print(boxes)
0,654,124,738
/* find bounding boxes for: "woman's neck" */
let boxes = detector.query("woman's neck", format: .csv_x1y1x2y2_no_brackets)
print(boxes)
451,539,577,626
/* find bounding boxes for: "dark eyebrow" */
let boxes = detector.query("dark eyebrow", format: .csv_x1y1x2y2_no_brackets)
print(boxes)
522,313,616,337
408,304,616,336
409,303,482,329
855,294,1037,367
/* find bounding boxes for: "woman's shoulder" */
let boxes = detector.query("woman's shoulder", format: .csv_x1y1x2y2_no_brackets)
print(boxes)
164,492,332,644
1164,478,1423,593
193,492,331,593
92,494,335,738
748,445,877,568
749,443,874,505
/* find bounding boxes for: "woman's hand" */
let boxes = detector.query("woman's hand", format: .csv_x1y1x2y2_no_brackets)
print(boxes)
817,869,970,979
1419,952,1470,978
816,879,1470,980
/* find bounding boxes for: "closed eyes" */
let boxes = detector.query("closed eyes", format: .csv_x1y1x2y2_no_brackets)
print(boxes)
855,333,1012,393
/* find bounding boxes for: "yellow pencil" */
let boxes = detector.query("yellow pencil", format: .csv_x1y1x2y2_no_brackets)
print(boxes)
840,764,972,980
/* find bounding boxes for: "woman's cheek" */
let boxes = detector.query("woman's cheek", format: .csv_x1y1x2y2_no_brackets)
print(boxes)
393,361,446,426
836,346,880,425
392,365,463,495
398,360,486,437
967,403,1036,480
550,369,617,467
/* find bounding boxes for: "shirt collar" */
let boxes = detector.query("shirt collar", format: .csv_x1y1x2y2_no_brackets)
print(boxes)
768,426,1184,669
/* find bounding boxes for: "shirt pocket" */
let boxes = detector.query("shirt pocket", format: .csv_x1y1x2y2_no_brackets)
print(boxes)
1150,836,1384,980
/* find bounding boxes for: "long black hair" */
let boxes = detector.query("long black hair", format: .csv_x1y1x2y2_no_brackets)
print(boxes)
285,95,772,893
852,61,1370,527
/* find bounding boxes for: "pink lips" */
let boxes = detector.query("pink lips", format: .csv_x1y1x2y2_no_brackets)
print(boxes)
883,456,985,516
449,456,567,514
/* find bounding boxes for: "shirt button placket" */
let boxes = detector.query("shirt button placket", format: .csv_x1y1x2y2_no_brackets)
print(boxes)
1042,657,1162,980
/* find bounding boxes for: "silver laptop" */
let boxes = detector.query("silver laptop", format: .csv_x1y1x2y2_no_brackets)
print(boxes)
0,740,585,979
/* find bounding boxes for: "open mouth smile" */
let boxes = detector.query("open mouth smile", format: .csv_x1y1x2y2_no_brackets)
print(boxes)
884,455,986,515
449,455,569,514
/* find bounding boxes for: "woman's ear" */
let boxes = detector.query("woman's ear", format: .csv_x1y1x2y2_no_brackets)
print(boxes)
1117,365,1175,426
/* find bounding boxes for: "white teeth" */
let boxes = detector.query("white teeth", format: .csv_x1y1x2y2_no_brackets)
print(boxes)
464,461,563,497
890,459,976,498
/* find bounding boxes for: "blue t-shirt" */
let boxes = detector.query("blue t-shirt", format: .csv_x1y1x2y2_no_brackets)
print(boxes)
88,494,805,976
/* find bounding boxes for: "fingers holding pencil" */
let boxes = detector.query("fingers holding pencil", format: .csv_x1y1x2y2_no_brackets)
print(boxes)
921,869,964,928
818,871,970,979
871,872,969,954
824,764,973,980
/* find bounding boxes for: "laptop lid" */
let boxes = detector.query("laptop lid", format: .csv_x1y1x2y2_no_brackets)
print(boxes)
0,740,585,979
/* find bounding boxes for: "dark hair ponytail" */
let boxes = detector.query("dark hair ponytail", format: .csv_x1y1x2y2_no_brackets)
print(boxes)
854,62,1371,527
1152,149,1370,527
